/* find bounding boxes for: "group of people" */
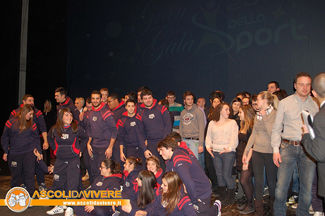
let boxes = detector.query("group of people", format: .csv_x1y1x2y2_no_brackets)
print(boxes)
2,71,325,216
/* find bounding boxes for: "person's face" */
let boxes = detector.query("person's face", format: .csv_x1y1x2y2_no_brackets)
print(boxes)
75,99,83,111
267,83,278,93
123,159,133,172
167,95,176,105
143,95,153,108
238,108,245,121
126,102,135,115
161,178,168,193
25,110,34,120
184,95,194,107
256,94,267,110
212,98,221,108
220,105,230,119
197,98,205,108
252,100,259,111
147,160,158,174
294,76,312,99
62,112,73,126
45,101,50,108
100,91,108,103
242,98,249,105
91,94,101,108
55,92,65,103
107,97,119,110
136,177,142,187
86,102,92,111
159,147,172,160
232,102,241,113
23,97,34,106
137,92,142,103
100,162,109,176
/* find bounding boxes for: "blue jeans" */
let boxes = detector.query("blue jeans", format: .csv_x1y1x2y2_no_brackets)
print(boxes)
183,139,199,159
274,142,316,216
212,151,236,189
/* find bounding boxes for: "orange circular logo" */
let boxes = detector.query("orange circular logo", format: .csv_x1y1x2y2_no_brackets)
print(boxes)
5,187,31,212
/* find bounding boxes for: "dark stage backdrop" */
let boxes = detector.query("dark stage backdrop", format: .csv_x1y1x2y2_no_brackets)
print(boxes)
69,0,325,102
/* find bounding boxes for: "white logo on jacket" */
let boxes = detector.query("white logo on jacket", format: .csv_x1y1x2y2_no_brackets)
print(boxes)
183,113,194,125
11,161,17,167
92,116,97,121
149,114,155,119
96,182,103,187
54,174,60,181
61,134,69,139
125,181,130,187
130,121,136,127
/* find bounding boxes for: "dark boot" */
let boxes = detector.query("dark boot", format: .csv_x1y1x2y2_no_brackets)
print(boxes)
218,186,227,202
221,188,236,206
254,200,263,216
236,196,247,210
239,197,255,214
269,196,275,216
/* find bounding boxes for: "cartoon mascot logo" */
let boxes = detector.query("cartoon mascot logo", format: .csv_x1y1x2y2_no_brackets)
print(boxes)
5,187,31,212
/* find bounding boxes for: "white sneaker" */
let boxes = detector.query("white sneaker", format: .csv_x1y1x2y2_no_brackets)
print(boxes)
65,207,74,216
310,205,315,214
213,199,222,216
314,212,325,216
47,205,64,215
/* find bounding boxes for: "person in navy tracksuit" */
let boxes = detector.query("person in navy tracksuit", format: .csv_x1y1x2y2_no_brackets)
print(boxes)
9,94,49,191
118,99,150,168
136,89,172,169
1,104,41,196
146,156,164,187
135,171,197,216
120,170,159,216
84,90,118,181
158,137,212,216
108,93,127,169
46,107,88,216
74,159,123,216
55,87,80,122
122,157,144,201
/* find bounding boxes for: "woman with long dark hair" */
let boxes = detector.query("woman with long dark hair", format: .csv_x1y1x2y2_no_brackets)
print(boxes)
2,104,41,196
74,158,123,216
206,102,239,206
46,108,88,216
243,91,279,215
236,105,255,214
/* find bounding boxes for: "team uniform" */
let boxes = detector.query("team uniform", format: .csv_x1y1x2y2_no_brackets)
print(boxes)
10,104,48,188
1,119,40,196
73,173,122,216
166,147,212,216
145,192,197,216
57,97,80,122
122,166,143,200
137,99,172,166
154,168,164,187
117,111,147,164
85,102,118,180
47,125,88,193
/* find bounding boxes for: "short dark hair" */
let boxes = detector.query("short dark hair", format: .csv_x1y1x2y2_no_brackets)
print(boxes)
100,88,109,93
243,91,251,98
141,89,153,99
137,86,150,93
127,91,137,102
294,72,311,84
167,91,176,97
236,92,246,99
273,89,288,100
108,93,120,103
215,91,225,101
182,91,196,102
268,81,279,89
23,94,33,101
86,97,91,104
125,99,136,106
167,132,182,143
157,137,178,151
209,92,222,103
251,94,258,101
55,87,67,96
91,90,102,98
159,99,169,108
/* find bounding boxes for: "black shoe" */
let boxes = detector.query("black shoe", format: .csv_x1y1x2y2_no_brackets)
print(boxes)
236,196,247,210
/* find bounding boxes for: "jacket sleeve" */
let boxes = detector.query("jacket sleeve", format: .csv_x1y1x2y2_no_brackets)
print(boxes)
271,101,285,153
35,110,47,133
136,119,147,152
262,110,276,137
228,120,239,151
302,113,325,162
103,110,118,139
117,119,126,148
196,109,206,147
145,193,160,216
1,121,11,154
162,106,172,138
32,123,42,153
178,196,197,216
37,160,49,173
205,121,213,149
244,124,257,156
78,126,89,152
47,127,56,151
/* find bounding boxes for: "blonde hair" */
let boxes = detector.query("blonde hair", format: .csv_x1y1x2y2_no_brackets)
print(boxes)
258,91,279,110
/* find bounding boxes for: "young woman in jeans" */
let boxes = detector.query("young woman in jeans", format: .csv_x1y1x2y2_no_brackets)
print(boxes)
243,91,279,215
206,102,239,206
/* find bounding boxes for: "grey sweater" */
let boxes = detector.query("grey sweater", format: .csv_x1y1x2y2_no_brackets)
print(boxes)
179,104,205,147
244,109,276,155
